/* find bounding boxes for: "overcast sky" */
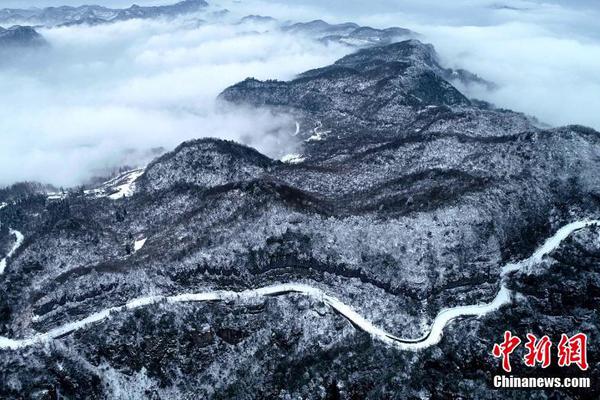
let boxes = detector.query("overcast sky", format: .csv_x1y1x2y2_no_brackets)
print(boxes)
1,0,599,186
0,0,167,7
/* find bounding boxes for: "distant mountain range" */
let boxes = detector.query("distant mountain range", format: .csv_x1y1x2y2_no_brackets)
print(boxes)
0,0,208,27
0,1,418,54
240,15,417,48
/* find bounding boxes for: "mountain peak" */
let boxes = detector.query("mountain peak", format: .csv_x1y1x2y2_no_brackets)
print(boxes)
333,39,439,72
139,138,276,193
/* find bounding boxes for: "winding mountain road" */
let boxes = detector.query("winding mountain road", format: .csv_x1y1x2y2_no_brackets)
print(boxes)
1,202,25,275
0,219,598,351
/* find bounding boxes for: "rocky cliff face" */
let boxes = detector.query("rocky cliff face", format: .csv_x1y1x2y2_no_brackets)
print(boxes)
0,38,599,399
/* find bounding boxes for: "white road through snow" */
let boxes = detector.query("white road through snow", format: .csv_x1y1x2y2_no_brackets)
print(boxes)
0,219,598,351
0,229,24,275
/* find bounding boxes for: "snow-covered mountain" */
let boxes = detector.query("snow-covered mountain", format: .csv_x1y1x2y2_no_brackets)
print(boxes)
281,19,416,48
0,28,599,400
0,0,208,27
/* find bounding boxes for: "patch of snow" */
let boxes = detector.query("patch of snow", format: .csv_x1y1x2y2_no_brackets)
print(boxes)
107,169,145,200
305,121,330,142
46,192,67,200
281,153,305,164
306,131,327,142
75,168,146,200
133,238,147,253
417,105,439,114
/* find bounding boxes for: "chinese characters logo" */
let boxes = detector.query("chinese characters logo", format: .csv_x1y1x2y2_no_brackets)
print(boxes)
492,331,588,372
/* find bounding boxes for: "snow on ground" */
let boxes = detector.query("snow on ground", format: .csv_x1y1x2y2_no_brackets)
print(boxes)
0,229,25,275
305,121,330,142
46,193,67,200
306,131,327,142
0,219,597,351
45,168,146,202
133,238,147,253
105,169,145,200
281,153,305,164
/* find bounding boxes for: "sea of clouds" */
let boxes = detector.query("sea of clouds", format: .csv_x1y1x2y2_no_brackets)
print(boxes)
0,0,599,186
0,11,349,186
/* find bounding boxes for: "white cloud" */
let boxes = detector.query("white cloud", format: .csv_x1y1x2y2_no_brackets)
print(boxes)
423,21,600,129
0,15,349,186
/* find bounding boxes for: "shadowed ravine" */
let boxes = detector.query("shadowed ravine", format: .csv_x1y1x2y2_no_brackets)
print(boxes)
1,219,598,352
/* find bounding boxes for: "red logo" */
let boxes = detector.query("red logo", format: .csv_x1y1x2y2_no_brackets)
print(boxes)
523,334,552,368
492,331,521,373
492,331,588,372
558,333,589,371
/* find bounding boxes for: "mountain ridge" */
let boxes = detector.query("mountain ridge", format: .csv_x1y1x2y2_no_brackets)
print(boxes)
0,0,208,27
